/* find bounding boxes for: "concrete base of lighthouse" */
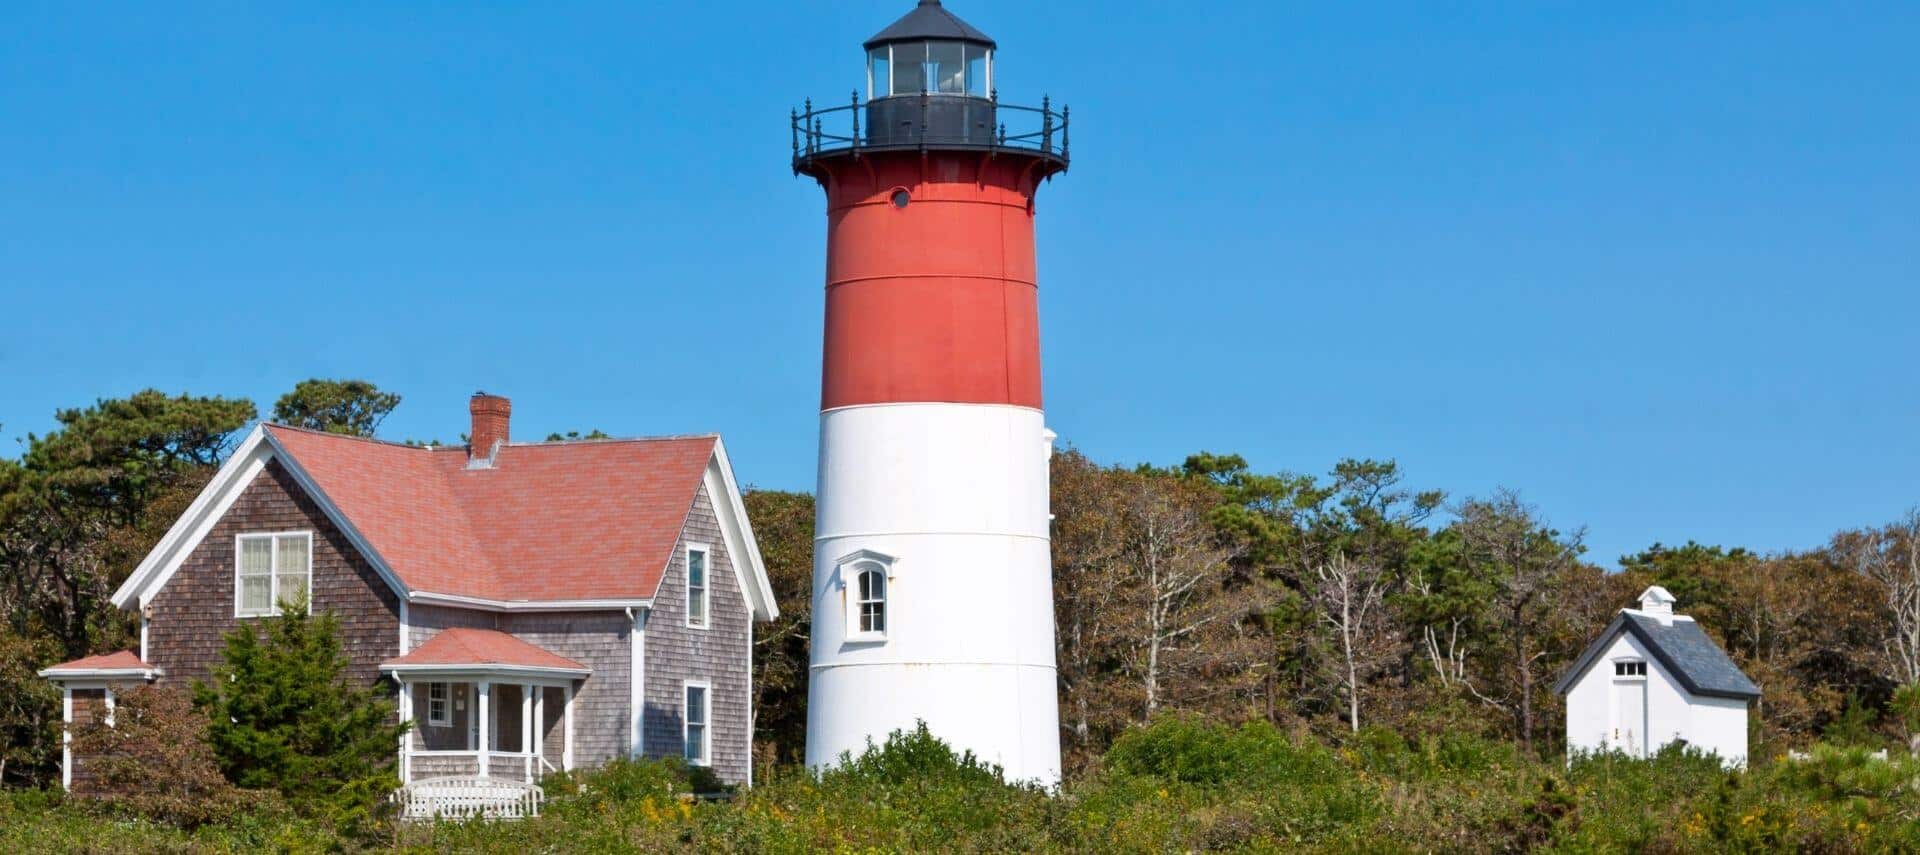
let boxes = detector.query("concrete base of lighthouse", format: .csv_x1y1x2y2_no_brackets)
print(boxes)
805,403,1062,785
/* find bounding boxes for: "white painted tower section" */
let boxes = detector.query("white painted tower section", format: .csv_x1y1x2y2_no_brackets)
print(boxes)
806,402,1062,785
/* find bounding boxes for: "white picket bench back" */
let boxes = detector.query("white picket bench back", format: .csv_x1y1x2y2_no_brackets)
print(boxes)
395,776,545,821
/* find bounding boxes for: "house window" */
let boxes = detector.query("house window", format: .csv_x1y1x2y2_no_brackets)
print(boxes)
1614,660,1647,678
426,682,451,727
683,682,710,766
235,532,312,617
686,546,710,629
855,565,887,637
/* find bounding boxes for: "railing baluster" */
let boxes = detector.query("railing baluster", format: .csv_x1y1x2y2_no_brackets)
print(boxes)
1041,96,1054,154
851,91,861,148
791,108,799,160
1061,105,1070,161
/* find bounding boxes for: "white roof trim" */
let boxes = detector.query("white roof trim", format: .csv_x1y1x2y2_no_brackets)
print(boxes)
380,663,590,680
406,591,653,613
705,438,779,622
38,667,160,681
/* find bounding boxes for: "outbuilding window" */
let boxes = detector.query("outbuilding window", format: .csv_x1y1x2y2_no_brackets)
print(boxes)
235,532,312,617
1614,660,1647,678
683,682,711,766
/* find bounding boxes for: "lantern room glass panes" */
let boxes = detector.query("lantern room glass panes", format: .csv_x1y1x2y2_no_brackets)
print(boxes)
868,47,890,100
870,42,991,97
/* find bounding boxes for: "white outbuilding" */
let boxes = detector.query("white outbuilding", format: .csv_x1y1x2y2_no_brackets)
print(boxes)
1553,586,1760,767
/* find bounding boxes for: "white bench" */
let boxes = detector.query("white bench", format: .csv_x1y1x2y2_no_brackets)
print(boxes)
394,776,544,820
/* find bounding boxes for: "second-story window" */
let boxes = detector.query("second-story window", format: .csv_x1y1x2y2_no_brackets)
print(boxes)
687,546,710,629
236,532,311,617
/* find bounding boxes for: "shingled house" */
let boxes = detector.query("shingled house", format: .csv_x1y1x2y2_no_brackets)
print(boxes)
40,393,777,797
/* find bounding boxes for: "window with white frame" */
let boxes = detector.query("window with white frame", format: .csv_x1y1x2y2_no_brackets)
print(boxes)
683,682,710,766
236,532,312,617
686,546,710,629
839,551,894,643
426,682,451,726
1614,660,1647,678
854,565,887,638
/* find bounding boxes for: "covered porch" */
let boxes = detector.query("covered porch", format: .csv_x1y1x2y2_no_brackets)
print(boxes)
381,628,589,790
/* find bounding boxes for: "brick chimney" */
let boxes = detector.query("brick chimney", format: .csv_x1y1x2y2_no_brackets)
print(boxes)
469,392,511,464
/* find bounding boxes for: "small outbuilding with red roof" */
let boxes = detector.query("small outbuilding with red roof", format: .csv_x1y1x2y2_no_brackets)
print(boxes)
43,392,777,796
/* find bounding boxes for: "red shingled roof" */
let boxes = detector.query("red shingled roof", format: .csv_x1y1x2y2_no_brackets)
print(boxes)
41,650,154,673
263,424,715,604
381,628,587,673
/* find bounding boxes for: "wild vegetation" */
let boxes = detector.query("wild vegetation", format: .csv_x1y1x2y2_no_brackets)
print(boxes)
4,381,1920,851
7,719,1920,852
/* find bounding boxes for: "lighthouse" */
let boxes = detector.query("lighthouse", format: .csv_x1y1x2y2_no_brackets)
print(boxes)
792,1,1070,785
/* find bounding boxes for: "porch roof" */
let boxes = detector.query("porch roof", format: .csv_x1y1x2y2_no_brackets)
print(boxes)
381,628,588,680
39,650,160,681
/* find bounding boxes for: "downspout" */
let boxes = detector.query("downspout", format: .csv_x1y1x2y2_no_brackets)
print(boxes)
627,606,646,758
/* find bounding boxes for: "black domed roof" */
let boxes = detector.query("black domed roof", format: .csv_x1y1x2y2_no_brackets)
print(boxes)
864,0,995,50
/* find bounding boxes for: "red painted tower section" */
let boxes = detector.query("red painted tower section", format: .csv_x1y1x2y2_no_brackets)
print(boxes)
819,155,1049,410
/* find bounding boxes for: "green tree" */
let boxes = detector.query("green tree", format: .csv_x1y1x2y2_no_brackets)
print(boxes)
545,430,612,442
271,379,401,437
742,488,814,769
0,390,254,658
193,600,405,825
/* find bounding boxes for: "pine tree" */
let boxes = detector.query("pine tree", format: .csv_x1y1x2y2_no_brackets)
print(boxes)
193,599,407,823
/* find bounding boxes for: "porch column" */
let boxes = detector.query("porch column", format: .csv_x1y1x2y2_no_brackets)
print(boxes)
476,680,491,777
563,683,575,771
532,687,545,775
60,686,72,792
396,678,413,784
522,683,534,781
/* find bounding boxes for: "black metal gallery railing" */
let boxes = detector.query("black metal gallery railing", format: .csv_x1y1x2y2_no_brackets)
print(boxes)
792,91,1069,172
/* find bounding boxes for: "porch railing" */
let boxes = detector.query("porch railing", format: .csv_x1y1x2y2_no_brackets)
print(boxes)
408,750,557,785
393,776,543,821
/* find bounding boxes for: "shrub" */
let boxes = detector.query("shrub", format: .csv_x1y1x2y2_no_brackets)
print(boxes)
67,684,265,828
192,600,406,835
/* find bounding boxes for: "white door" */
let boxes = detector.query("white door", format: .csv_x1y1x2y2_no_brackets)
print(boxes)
1614,679,1648,757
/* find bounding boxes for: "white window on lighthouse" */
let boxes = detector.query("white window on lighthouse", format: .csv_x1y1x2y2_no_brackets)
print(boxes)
856,567,887,636
838,550,894,643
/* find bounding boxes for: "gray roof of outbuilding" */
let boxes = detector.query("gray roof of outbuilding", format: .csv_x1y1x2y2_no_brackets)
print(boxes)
1552,611,1761,700
866,0,995,49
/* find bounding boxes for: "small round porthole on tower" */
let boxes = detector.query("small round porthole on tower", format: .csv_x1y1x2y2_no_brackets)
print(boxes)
890,189,911,208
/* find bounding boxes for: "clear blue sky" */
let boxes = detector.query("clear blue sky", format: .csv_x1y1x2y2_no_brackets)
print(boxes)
3,2,1915,568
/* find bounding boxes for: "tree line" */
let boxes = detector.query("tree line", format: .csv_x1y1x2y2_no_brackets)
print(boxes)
751,451,1920,775
3,382,1918,788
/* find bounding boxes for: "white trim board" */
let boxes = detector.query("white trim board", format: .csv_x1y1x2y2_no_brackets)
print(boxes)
705,439,779,622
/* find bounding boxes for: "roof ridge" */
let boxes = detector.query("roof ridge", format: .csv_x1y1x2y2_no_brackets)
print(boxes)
264,422,437,451
506,434,720,448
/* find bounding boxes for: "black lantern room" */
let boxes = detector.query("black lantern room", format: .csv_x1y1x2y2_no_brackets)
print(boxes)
792,0,1067,176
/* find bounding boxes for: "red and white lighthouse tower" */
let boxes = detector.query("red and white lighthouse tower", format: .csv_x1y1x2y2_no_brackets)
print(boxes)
793,1,1069,784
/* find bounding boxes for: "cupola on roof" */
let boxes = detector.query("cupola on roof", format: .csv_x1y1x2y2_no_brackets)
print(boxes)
865,0,995,50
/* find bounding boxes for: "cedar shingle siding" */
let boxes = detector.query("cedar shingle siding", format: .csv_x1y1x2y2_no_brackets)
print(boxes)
406,606,634,769
644,485,753,785
147,459,400,687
